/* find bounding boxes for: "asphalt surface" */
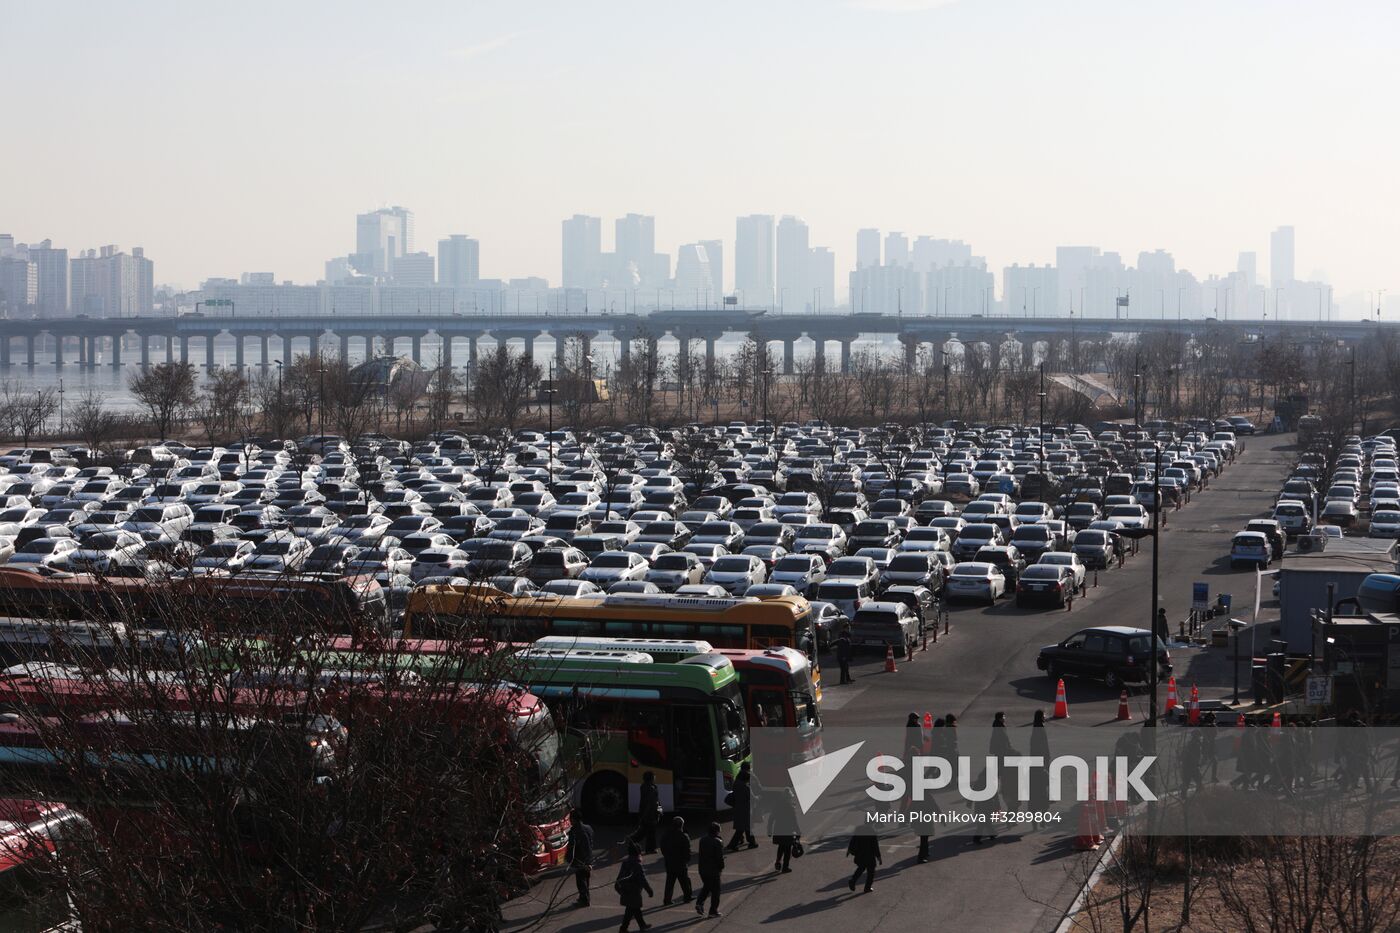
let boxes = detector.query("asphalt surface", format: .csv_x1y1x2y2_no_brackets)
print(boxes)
503,433,1298,933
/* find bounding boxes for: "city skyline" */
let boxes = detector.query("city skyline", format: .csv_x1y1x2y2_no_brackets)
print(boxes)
5,1,1400,315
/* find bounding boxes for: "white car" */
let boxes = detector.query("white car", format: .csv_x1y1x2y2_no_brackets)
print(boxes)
410,547,472,581
793,523,847,561
1369,509,1400,539
769,554,826,594
6,537,78,570
244,534,313,572
67,530,147,574
644,551,706,591
945,561,1007,604
1035,552,1087,590
192,539,257,572
704,554,768,595
579,550,649,586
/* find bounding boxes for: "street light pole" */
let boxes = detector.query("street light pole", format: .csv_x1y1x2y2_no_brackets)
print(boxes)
1149,442,1163,727
1038,363,1046,475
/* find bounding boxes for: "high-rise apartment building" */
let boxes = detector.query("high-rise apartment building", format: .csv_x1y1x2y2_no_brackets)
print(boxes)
26,240,68,317
734,214,774,305
1237,251,1258,287
393,252,435,288
614,214,655,269
776,215,809,311
674,243,715,303
438,235,481,288
0,256,37,316
70,245,153,317
856,228,881,269
1270,225,1295,287
561,215,602,289
884,232,910,267
807,247,835,313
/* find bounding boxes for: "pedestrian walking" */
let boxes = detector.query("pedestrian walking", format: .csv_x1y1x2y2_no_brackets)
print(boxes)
696,822,725,918
615,842,653,932
565,808,594,908
726,763,758,850
769,787,799,873
659,815,693,905
1155,608,1171,644
632,771,662,854
1029,709,1050,810
836,629,854,684
846,828,881,893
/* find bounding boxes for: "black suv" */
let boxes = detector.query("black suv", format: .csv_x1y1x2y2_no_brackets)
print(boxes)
1036,625,1170,690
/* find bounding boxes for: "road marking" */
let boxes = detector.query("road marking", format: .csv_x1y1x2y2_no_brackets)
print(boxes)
819,684,871,711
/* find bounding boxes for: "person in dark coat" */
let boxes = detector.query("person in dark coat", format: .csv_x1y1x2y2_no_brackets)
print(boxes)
632,771,662,854
973,712,1014,843
565,809,595,907
695,821,725,917
768,787,799,873
846,827,881,893
726,763,758,850
1029,709,1051,811
918,718,948,862
1155,608,1171,644
615,842,653,932
836,629,854,684
658,816,692,905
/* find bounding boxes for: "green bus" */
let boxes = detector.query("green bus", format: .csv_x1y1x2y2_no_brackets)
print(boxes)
225,641,752,822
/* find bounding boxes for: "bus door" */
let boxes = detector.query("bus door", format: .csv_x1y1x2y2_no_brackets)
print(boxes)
624,706,675,813
668,705,717,812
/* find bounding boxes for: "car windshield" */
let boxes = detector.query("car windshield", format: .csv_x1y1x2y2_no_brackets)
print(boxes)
652,554,691,570
818,583,859,599
888,555,929,571
774,557,812,572
593,554,632,568
712,557,752,572
795,526,834,539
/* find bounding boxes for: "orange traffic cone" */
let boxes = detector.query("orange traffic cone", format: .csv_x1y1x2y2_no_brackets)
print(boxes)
1072,799,1103,850
1090,772,1109,832
885,644,897,673
1164,676,1179,713
922,712,933,753
1053,679,1070,719
1116,689,1132,721
1187,683,1200,725
1271,711,1282,728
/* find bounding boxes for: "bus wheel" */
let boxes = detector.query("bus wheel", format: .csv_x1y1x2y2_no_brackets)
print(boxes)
583,773,629,824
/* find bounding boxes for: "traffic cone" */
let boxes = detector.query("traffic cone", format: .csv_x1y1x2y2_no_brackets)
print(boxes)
1164,676,1178,714
1187,683,1200,726
922,712,933,753
885,644,897,673
1072,798,1103,851
1116,689,1132,721
1271,711,1282,729
1053,679,1070,719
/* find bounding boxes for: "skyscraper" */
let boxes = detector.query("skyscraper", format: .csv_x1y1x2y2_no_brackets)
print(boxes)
1237,251,1258,287
438,235,481,288
355,208,409,278
675,243,715,304
561,214,602,289
614,214,655,269
21,240,66,317
699,239,723,301
776,215,810,311
734,214,774,305
1270,226,1295,287
856,228,881,269
0,256,36,316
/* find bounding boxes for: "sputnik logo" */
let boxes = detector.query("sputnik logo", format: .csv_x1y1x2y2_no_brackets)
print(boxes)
788,741,865,813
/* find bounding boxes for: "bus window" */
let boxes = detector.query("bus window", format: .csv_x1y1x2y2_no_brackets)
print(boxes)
626,707,669,768
749,688,785,728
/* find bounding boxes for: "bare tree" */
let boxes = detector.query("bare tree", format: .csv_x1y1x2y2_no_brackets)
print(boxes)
128,362,197,442
472,344,540,430
0,382,60,445
423,364,461,435
68,390,122,457
194,366,251,444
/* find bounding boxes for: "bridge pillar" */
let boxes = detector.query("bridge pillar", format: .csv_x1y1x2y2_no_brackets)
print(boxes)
339,333,350,361
110,335,122,368
705,337,716,377
179,336,190,365
91,336,101,367
555,334,568,370
676,334,691,384
439,335,452,370
410,334,422,365
618,335,631,367
233,334,245,370
840,339,852,375
205,334,216,370
379,334,394,358
164,335,173,364
468,336,479,369
0,338,9,368
53,334,65,367
522,333,536,364
26,335,36,367
139,334,150,369
813,339,826,374
259,334,269,369
76,335,86,367
281,334,293,368
903,336,919,372
783,339,795,375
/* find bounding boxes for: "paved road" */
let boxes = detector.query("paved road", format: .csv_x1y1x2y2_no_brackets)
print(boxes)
503,433,1297,933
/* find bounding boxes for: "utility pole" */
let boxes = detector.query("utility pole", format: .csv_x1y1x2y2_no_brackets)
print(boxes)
1038,363,1046,476
1149,442,1163,726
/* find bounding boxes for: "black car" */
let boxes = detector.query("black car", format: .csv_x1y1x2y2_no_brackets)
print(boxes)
1036,625,1171,690
1015,564,1074,608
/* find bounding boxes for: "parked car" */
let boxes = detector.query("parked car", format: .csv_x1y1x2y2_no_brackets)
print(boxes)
1229,531,1273,569
849,601,921,658
944,562,1006,604
1015,564,1076,608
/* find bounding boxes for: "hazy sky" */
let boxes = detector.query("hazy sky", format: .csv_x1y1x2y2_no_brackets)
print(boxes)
5,0,1398,305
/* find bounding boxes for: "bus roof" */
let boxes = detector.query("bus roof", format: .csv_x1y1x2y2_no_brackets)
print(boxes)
532,636,715,658
714,647,808,674
409,586,810,622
